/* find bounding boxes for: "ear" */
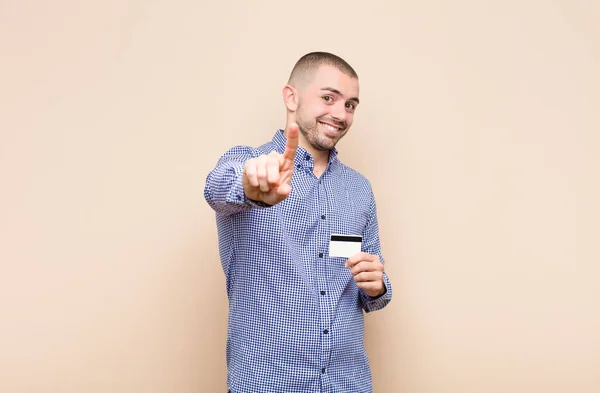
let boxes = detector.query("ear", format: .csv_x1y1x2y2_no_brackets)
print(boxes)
282,85,298,112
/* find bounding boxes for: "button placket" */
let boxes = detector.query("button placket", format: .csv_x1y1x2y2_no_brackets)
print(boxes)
317,178,332,380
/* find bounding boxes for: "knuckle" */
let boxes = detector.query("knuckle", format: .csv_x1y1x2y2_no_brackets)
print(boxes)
257,162,267,174
245,165,256,176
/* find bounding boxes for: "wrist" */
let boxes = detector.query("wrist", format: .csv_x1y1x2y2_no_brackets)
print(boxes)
366,285,386,299
246,195,274,207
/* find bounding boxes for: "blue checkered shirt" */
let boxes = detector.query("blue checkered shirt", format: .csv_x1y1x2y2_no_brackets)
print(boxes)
204,130,392,393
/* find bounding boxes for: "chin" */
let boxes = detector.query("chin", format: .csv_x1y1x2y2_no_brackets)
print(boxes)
316,139,338,151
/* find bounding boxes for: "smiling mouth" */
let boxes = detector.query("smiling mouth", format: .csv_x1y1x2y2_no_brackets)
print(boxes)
319,121,343,132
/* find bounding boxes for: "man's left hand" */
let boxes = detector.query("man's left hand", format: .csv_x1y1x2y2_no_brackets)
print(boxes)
345,252,386,298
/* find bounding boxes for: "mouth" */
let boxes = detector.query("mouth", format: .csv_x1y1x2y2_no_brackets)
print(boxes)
318,121,343,133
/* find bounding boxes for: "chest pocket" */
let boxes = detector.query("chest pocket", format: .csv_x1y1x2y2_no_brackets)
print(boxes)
324,175,370,241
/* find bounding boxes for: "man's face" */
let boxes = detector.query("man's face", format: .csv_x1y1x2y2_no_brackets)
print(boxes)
294,65,360,151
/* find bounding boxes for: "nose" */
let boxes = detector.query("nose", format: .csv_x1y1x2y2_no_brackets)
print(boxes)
330,102,347,122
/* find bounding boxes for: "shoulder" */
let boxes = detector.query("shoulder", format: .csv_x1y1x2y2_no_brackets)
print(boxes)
217,140,278,160
337,162,373,190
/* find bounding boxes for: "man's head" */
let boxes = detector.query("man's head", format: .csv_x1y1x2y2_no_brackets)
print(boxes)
283,52,359,152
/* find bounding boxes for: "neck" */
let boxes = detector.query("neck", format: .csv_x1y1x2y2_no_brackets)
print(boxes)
301,136,329,165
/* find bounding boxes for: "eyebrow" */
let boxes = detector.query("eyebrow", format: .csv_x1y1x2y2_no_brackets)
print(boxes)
321,87,360,104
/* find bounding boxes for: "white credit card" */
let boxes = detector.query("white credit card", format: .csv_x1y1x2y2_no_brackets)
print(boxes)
329,234,363,258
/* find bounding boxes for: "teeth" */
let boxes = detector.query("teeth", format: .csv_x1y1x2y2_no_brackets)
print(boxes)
320,122,338,131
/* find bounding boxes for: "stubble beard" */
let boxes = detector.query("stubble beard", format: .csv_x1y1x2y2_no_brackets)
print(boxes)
296,112,344,152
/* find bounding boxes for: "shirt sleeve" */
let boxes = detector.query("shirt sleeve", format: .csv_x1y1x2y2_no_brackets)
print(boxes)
359,186,393,313
204,146,274,216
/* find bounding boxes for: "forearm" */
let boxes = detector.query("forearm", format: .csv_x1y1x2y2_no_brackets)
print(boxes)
358,187,392,312
204,150,271,216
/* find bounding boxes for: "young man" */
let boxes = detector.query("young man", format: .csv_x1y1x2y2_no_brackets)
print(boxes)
204,52,392,393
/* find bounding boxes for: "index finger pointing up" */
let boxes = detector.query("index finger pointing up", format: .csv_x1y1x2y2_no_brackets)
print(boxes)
282,123,299,164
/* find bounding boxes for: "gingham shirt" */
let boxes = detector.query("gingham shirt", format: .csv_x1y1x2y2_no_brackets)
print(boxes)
204,130,392,393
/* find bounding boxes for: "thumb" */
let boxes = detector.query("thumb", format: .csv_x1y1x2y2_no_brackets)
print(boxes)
277,182,291,197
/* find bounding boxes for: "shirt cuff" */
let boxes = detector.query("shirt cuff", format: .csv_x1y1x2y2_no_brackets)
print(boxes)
361,272,392,312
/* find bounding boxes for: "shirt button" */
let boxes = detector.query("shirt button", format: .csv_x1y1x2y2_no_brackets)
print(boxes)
321,368,326,374
320,290,326,295
236,195,241,200
319,253,323,258
296,164,301,168
321,215,326,219
305,155,310,160
323,329,329,334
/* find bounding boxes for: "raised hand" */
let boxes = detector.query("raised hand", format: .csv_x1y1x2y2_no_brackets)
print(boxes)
242,123,300,206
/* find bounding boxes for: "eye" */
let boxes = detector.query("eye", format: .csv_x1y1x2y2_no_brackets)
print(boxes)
345,102,356,111
322,95,333,103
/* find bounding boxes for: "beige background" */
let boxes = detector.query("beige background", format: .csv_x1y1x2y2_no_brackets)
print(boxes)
1,1,599,392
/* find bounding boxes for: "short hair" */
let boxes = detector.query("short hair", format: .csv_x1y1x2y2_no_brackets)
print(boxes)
287,51,358,86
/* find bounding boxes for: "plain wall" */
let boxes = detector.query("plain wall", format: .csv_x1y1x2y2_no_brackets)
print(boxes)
1,1,599,392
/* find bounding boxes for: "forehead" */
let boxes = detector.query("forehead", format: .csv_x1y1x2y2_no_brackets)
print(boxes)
307,65,359,97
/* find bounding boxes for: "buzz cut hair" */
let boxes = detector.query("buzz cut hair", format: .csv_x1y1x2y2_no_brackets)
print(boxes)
287,51,358,85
